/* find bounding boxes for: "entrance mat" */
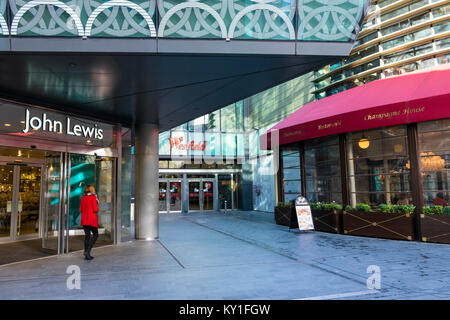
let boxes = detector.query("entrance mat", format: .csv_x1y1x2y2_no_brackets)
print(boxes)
0,239,54,266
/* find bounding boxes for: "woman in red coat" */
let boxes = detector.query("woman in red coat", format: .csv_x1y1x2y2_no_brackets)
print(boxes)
80,184,99,260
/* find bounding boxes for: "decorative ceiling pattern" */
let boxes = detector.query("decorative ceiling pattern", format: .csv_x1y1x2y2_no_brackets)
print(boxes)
0,0,368,40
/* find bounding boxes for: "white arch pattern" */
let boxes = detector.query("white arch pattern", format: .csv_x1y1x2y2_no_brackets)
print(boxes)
157,1,227,39
0,14,8,35
84,0,156,37
3,0,367,40
298,0,366,41
227,3,296,40
10,0,84,36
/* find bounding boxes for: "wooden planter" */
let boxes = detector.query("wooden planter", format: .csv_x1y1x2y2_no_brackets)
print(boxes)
420,214,450,244
342,211,414,241
311,209,342,234
274,206,296,227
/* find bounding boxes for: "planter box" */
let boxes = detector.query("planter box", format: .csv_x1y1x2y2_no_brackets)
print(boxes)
420,214,450,244
311,209,342,234
342,211,414,241
274,206,297,228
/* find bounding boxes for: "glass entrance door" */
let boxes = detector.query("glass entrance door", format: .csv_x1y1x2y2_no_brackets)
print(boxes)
42,153,62,252
189,181,200,210
66,154,115,253
0,165,14,240
169,181,181,212
16,166,41,238
0,163,42,242
159,181,168,212
202,180,214,211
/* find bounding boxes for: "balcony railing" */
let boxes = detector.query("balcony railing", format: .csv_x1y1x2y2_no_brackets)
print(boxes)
0,0,369,41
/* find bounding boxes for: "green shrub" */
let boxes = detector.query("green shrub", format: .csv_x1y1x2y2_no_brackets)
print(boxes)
277,202,293,208
444,206,450,215
376,204,394,213
355,203,372,212
396,205,415,214
423,205,444,215
310,202,321,210
376,204,415,214
310,202,342,211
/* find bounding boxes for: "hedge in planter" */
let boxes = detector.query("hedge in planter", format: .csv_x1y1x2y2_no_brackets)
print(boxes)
342,203,415,241
274,202,297,227
420,206,450,244
310,202,343,234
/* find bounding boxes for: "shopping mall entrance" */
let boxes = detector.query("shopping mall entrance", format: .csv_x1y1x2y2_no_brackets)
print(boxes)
159,178,215,213
158,169,240,213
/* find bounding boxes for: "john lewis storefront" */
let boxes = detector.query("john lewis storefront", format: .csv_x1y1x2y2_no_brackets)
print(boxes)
262,64,450,243
0,98,132,254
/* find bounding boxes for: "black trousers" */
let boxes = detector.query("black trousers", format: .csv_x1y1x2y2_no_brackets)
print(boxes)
82,225,98,253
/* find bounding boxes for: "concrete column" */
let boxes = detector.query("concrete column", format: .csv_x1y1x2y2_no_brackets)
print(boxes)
134,123,159,240
182,174,188,213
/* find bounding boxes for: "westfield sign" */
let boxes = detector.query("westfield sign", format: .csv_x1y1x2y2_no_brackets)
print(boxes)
169,137,206,151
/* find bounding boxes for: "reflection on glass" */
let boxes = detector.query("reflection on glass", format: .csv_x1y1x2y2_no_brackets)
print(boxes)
189,182,200,210
218,175,232,209
68,154,114,252
304,136,342,204
203,181,214,210
419,119,450,207
159,182,167,212
42,154,61,251
0,166,14,238
95,158,114,239
347,126,411,206
169,182,181,212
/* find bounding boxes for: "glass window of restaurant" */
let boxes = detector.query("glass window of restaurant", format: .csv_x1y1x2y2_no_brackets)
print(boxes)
280,146,301,202
304,136,342,204
347,126,411,206
418,119,450,207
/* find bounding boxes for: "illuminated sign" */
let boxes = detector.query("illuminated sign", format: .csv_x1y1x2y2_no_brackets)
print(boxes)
22,109,104,140
169,137,206,151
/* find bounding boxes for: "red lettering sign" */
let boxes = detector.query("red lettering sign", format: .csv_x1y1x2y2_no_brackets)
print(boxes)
169,137,207,151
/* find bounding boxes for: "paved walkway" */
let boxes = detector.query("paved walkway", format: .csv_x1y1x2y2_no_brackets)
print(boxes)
1,211,450,299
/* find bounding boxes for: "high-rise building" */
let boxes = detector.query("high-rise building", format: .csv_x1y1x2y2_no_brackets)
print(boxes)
314,0,450,99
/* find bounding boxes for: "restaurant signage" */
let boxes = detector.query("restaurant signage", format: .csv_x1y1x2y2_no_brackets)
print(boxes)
169,137,207,151
295,196,314,231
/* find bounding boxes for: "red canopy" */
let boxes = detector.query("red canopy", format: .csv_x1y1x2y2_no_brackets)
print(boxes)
261,64,450,149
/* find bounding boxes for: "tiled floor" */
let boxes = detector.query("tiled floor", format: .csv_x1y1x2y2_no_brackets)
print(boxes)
1,211,450,299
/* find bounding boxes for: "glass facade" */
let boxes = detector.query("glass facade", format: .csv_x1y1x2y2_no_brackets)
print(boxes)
159,102,245,159
304,137,342,204
347,126,411,206
418,119,450,206
281,147,301,202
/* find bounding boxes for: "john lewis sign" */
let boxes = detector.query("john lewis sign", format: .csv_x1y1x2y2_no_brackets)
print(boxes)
23,109,104,140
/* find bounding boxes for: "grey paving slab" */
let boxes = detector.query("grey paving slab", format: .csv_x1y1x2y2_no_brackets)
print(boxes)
0,211,449,299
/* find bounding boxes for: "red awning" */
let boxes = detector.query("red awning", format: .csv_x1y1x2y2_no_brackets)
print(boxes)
261,63,450,149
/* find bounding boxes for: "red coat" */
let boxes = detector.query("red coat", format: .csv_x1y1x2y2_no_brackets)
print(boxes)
80,194,99,228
